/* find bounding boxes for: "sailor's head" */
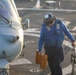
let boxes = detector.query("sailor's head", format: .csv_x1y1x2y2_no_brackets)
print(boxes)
44,13,56,25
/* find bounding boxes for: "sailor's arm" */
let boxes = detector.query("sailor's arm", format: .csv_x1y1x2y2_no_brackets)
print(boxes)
61,22,76,47
38,27,44,52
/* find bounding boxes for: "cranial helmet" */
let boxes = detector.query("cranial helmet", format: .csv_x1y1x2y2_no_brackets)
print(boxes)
44,13,56,24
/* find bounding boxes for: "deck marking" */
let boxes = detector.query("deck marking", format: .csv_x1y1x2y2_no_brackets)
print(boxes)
9,58,32,65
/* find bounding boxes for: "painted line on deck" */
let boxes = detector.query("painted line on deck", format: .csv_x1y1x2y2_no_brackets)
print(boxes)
9,58,32,65
72,27,76,31
17,8,76,12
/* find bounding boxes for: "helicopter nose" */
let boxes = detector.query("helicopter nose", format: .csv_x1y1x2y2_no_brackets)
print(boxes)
2,34,19,43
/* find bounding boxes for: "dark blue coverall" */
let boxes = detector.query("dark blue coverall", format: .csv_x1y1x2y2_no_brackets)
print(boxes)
38,19,75,75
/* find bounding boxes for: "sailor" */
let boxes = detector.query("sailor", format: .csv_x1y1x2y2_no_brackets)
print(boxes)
38,13,76,75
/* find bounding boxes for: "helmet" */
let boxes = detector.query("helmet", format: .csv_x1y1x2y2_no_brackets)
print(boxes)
44,13,56,24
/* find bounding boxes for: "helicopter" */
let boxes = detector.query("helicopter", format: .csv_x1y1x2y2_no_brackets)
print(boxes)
0,0,29,75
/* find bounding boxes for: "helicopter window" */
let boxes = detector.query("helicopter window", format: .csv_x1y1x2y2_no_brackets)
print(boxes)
0,1,5,9
0,0,20,24
0,15,8,24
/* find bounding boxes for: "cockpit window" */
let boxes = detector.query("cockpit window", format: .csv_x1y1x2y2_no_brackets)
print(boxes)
0,15,8,24
0,0,20,24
